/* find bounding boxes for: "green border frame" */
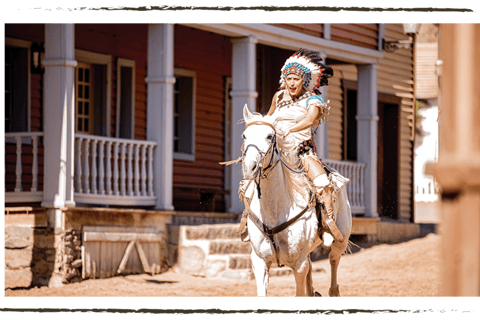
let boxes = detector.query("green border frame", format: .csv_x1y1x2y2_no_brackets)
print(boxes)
0,0,480,320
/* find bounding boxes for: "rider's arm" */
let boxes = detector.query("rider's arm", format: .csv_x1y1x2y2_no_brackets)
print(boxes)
284,104,320,135
267,91,280,116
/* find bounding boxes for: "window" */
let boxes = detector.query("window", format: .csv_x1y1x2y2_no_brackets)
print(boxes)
173,68,196,161
5,43,29,133
116,58,135,139
74,50,111,136
343,80,358,161
76,62,93,134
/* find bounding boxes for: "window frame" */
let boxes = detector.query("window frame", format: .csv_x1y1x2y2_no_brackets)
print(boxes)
116,58,136,139
173,68,197,162
74,49,112,137
5,37,31,134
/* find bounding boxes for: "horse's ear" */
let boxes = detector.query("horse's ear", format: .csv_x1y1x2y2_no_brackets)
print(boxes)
243,104,253,122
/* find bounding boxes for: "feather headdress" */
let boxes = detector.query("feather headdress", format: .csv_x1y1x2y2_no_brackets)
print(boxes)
279,48,334,95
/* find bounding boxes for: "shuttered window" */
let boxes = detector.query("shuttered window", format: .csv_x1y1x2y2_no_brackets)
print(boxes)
116,58,135,139
173,68,196,161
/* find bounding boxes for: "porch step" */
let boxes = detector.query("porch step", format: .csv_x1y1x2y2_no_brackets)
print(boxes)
169,223,299,280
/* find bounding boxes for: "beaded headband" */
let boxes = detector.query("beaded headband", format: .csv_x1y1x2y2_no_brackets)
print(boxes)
280,48,334,94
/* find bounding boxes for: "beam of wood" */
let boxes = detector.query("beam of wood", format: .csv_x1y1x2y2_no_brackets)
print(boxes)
83,231,164,243
135,240,152,275
117,240,135,275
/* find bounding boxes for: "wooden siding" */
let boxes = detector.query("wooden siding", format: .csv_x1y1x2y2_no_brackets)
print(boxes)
75,24,148,141
330,24,379,50
5,26,45,193
325,24,415,220
173,25,232,212
272,24,324,38
415,42,439,100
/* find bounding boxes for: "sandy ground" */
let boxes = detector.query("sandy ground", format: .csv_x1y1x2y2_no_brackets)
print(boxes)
5,233,442,297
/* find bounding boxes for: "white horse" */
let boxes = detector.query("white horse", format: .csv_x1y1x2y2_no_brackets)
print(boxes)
240,104,352,297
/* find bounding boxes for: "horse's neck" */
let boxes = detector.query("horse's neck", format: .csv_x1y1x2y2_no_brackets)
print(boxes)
255,158,291,226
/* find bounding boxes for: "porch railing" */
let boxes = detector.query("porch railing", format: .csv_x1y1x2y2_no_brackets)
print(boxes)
415,179,439,202
74,134,157,206
323,159,366,215
4,132,44,203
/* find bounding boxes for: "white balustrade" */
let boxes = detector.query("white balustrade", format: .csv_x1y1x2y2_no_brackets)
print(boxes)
323,159,366,215
415,179,439,202
74,134,157,206
4,132,44,203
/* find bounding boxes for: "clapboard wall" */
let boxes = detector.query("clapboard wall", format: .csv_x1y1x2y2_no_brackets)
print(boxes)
74,24,149,141
172,25,232,211
325,24,415,221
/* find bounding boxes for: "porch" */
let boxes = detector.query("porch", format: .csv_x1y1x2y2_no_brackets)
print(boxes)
5,132,157,207
5,131,368,216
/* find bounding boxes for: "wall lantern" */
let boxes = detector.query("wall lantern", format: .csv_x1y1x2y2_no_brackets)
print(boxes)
383,23,421,53
31,42,45,74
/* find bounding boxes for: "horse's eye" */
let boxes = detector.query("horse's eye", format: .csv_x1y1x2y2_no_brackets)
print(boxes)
242,134,246,139
266,134,273,140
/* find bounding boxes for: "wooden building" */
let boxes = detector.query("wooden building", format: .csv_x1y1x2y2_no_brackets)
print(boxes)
4,23,417,287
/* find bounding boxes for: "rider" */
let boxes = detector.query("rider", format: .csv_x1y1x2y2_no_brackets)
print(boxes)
239,48,347,243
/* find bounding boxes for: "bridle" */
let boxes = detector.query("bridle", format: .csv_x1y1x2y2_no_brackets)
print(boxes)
242,121,278,198
243,121,304,183
240,120,312,268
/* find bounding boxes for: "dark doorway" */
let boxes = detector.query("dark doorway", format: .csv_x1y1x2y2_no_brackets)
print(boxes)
377,97,400,219
256,45,294,114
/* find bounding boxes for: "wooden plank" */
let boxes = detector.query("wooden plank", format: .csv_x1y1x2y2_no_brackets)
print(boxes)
135,240,151,274
117,240,135,274
84,231,164,242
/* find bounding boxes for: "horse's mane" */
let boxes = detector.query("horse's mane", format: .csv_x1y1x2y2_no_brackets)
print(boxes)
244,113,314,208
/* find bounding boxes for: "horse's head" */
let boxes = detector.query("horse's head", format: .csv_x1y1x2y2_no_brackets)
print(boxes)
241,104,277,180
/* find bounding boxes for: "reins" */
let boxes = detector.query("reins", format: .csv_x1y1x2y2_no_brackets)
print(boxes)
221,120,313,268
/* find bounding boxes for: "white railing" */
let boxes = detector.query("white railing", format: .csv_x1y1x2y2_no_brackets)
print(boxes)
4,132,44,203
323,159,366,215
74,134,157,206
415,179,440,202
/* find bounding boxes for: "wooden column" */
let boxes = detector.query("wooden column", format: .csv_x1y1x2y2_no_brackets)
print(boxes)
42,24,77,221
145,24,175,211
427,24,480,296
356,63,379,218
229,36,258,214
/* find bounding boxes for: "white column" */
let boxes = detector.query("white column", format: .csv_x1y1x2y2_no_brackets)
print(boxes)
41,24,77,222
356,63,379,218
314,51,329,160
145,24,175,211
229,36,258,214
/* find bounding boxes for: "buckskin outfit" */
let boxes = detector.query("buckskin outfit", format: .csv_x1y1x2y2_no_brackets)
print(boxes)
240,48,348,243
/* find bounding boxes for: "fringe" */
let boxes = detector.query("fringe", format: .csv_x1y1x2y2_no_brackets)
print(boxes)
219,156,243,166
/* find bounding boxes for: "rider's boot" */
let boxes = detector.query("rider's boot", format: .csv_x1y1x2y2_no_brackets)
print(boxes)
313,174,345,243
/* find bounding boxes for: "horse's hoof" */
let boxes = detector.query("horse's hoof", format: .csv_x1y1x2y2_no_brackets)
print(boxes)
328,285,340,297
314,291,322,297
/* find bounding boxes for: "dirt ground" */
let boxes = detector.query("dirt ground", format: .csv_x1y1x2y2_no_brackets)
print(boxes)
5,233,442,297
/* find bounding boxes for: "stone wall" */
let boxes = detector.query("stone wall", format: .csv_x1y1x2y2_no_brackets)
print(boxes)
5,212,63,289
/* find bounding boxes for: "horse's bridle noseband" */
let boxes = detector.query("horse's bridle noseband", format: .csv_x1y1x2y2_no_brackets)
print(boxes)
242,121,277,182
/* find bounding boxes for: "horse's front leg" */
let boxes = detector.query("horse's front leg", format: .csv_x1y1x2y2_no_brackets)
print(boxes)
251,250,271,296
293,253,311,296
328,240,348,297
